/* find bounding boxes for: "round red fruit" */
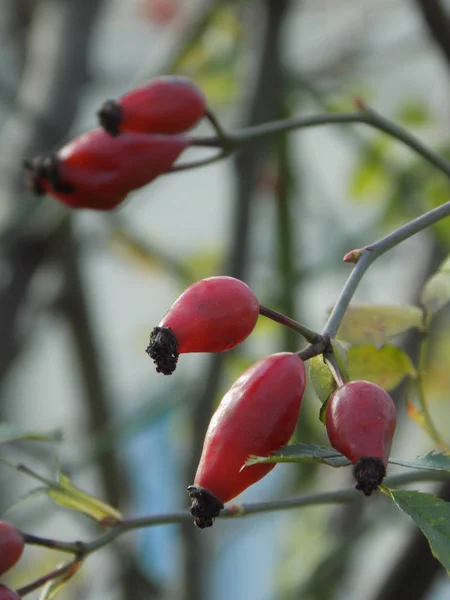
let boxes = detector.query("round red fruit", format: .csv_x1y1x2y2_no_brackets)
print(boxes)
146,276,260,375
0,522,24,575
188,352,306,527
326,380,396,496
98,76,206,136
0,586,21,600
24,129,189,210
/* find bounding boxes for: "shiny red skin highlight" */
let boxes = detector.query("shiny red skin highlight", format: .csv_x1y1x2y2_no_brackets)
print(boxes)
0,522,24,575
39,129,189,210
194,352,306,503
326,380,396,466
115,76,206,135
160,276,260,354
0,586,21,600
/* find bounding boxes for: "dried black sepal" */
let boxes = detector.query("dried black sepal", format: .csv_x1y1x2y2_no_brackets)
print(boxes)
352,456,386,497
97,100,123,137
146,326,179,375
23,153,75,195
187,485,224,529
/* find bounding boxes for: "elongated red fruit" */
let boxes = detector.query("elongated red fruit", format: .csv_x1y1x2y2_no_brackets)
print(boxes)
188,352,306,528
0,522,24,575
0,586,21,600
326,380,396,496
24,129,189,210
98,76,207,136
146,276,260,375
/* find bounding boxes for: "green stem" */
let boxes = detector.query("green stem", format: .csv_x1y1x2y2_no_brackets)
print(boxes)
21,468,449,563
259,304,321,344
169,149,231,173
191,108,450,179
324,199,450,338
17,559,80,597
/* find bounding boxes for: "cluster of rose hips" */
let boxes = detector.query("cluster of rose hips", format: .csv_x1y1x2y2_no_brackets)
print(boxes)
22,76,397,528
24,76,207,210
0,522,25,600
146,276,397,528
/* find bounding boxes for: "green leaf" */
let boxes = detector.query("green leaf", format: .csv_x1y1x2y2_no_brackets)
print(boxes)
330,339,350,380
245,443,350,468
48,473,122,524
309,340,348,404
336,305,424,346
421,253,450,317
0,424,62,444
390,452,450,472
309,355,337,404
347,344,416,390
0,458,121,523
385,488,450,573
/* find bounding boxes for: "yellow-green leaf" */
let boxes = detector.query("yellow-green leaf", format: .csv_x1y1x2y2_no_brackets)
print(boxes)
336,304,424,346
309,355,337,404
421,253,450,317
348,344,416,390
309,340,348,406
0,424,62,444
48,473,122,524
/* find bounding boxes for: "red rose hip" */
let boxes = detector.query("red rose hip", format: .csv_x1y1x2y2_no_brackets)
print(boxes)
24,129,189,210
0,521,24,575
326,380,396,496
146,276,260,375
0,586,21,600
98,75,207,136
188,352,306,528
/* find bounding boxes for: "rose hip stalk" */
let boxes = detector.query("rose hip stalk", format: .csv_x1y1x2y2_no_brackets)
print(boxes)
146,276,260,375
188,352,306,528
24,129,189,210
326,380,396,496
98,75,207,136
0,521,24,576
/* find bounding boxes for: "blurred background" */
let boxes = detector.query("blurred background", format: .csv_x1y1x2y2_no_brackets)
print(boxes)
1,0,450,599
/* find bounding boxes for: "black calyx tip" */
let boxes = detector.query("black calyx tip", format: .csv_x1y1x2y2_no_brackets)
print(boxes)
352,456,386,497
97,100,123,136
145,326,179,375
23,153,75,195
187,485,224,529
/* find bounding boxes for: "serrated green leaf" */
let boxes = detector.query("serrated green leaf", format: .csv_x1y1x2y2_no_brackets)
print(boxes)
385,488,450,573
421,254,450,316
336,304,424,346
245,443,350,468
39,560,82,600
0,424,62,444
390,452,450,472
348,344,416,390
48,473,122,524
